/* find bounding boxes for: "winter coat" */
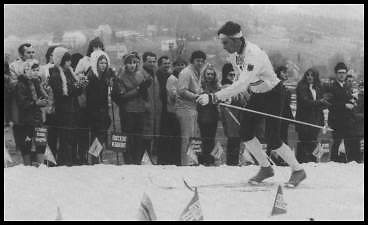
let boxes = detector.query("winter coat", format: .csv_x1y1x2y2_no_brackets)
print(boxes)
295,82,326,134
326,79,353,131
85,50,115,130
142,67,162,137
111,67,146,113
8,58,25,124
156,67,171,114
197,80,220,124
15,74,47,126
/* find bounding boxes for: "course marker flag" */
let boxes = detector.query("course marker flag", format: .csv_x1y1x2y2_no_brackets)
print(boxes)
88,138,103,157
137,192,157,221
180,188,204,221
271,185,287,216
44,145,57,165
141,151,153,165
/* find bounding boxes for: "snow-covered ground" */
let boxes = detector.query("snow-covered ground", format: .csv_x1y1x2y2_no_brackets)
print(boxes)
4,163,364,220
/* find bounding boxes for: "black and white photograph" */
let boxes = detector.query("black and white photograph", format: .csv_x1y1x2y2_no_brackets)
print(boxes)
4,4,364,220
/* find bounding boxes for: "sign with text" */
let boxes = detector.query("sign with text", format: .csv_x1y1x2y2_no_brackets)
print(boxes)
189,138,202,153
360,139,364,152
34,127,48,147
109,133,127,152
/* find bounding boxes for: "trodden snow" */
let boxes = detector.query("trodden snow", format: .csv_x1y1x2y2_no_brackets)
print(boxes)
4,162,364,220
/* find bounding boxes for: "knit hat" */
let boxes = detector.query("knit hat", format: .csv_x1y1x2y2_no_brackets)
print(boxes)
52,47,69,67
90,50,110,77
334,62,348,73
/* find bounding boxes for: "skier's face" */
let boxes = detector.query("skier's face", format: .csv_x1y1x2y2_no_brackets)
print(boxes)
220,37,237,54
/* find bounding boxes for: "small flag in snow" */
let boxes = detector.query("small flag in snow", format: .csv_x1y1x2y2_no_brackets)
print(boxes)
141,151,153,165
211,142,224,160
44,145,57,165
271,185,287,216
180,188,203,221
55,206,63,220
4,142,13,163
186,145,198,165
338,140,346,155
137,192,157,221
88,138,103,157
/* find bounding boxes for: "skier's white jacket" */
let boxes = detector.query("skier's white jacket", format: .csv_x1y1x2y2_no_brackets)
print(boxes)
216,41,280,100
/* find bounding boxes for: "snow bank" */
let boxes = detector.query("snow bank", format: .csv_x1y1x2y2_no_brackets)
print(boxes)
4,163,364,220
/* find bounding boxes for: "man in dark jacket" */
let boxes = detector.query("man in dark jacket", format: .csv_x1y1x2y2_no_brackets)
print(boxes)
326,62,355,162
156,55,173,164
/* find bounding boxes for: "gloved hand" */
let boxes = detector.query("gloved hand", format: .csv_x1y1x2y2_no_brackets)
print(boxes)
35,98,48,107
139,78,152,91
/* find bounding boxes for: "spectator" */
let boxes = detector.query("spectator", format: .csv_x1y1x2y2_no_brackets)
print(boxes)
111,53,149,164
15,60,48,166
176,50,206,165
326,62,356,163
141,52,161,163
341,74,362,163
75,37,104,76
165,58,188,165
71,53,84,72
49,47,84,166
219,63,246,166
268,66,293,166
9,43,36,159
156,55,173,164
295,68,330,163
4,60,11,127
197,64,220,166
85,50,114,164
69,52,90,165
41,46,58,162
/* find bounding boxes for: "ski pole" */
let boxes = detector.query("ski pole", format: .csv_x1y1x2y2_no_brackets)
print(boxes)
219,103,333,133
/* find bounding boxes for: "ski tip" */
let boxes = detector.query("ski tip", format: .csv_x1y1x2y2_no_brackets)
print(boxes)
284,183,296,188
248,180,260,185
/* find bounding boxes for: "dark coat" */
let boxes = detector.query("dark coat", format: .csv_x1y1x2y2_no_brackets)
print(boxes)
295,83,326,134
85,67,115,129
197,81,220,124
49,66,83,126
326,79,353,131
283,87,294,120
15,75,47,126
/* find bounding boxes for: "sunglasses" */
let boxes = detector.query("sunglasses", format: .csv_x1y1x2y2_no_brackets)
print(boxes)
228,72,236,76
26,51,35,54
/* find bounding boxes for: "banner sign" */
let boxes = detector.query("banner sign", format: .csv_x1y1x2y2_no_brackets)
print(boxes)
34,127,48,147
189,138,202,153
109,133,127,152
360,139,364,152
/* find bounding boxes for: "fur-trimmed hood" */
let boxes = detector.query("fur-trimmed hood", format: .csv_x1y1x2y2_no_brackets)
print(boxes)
90,50,110,77
52,47,69,67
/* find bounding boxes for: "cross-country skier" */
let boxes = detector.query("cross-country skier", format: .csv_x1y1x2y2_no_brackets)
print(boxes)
197,21,306,187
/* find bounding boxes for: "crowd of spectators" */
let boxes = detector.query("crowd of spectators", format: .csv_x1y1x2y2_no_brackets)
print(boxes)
4,38,364,167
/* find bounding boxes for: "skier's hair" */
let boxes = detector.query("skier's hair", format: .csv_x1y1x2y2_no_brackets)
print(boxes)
217,21,242,37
